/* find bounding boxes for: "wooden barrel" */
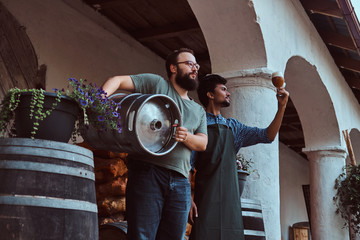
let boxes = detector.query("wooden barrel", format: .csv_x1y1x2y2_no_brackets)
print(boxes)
241,198,266,240
0,138,98,240
99,221,128,240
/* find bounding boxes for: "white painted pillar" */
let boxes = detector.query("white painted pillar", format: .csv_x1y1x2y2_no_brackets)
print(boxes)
220,68,281,240
303,146,349,240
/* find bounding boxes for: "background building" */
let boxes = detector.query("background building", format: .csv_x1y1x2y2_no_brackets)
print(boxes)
1,0,360,239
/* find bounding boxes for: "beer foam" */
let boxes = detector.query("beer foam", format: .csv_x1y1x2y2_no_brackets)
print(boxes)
271,71,283,78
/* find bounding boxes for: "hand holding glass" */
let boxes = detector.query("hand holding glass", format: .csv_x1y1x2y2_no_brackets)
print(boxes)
271,71,285,88
272,71,286,97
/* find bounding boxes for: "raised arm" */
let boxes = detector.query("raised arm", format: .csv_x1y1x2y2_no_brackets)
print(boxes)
267,87,289,141
102,75,135,96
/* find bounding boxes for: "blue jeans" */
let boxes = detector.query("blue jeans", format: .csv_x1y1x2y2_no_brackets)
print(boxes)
126,160,191,240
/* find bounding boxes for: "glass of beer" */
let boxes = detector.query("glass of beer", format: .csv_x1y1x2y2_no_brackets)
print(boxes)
271,71,285,89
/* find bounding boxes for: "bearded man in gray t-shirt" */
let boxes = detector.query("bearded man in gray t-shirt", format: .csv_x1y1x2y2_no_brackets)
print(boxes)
102,48,208,240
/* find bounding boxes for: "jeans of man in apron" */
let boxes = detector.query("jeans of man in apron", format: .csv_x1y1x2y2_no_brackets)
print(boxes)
126,160,191,240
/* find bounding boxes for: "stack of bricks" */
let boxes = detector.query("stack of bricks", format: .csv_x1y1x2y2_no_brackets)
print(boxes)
77,142,128,225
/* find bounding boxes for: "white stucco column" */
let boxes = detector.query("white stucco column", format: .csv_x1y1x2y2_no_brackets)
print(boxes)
220,68,281,240
303,146,349,240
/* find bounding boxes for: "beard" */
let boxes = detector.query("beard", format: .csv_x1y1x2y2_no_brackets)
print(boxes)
221,100,230,107
175,70,198,91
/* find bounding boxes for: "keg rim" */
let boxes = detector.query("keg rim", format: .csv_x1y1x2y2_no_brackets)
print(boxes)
134,94,181,156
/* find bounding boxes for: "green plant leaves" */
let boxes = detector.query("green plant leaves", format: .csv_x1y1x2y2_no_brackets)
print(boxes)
236,153,254,174
0,88,62,139
334,164,360,235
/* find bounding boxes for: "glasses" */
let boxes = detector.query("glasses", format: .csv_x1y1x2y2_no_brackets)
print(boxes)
176,61,200,70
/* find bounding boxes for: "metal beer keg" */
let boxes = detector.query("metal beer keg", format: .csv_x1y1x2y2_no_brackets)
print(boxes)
82,93,181,156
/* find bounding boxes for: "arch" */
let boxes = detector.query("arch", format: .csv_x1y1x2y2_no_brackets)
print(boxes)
285,56,341,148
188,0,267,73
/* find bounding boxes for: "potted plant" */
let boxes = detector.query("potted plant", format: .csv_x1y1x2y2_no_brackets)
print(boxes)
0,88,79,142
236,153,254,196
334,163,360,236
0,78,121,143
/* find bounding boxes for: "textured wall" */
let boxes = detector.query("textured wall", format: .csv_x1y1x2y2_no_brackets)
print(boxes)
279,142,309,240
1,0,166,91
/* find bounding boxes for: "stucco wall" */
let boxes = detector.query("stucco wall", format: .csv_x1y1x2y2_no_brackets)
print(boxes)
1,0,166,91
280,142,310,240
253,0,360,139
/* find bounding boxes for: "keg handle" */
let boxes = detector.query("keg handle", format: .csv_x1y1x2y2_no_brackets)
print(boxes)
172,119,179,138
128,111,135,131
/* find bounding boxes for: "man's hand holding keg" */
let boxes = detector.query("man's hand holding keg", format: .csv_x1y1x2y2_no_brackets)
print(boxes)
173,124,207,151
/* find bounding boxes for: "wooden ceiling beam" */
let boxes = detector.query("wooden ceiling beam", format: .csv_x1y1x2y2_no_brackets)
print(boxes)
283,107,299,116
130,21,200,42
282,116,302,124
280,124,303,132
280,139,305,147
85,0,133,9
335,55,360,73
352,90,360,103
319,31,356,51
301,0,343,18
345,77,360,90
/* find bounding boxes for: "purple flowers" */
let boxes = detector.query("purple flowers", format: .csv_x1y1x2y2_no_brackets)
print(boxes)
236,160,243,170
80,99,88,106
98,115,104,121
66,78,121,133
77,88,84,95
236,153,254,173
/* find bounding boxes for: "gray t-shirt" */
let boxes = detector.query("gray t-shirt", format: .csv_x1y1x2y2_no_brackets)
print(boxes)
130,73,207,177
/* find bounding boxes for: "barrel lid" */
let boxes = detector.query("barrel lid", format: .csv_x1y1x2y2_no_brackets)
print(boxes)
0,138,93,159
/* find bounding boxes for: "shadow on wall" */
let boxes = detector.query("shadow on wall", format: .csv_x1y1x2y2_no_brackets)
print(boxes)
350,128,360,164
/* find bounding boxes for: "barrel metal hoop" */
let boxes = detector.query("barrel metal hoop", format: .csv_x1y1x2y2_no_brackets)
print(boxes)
0,138,93,158
0,195,98,213
0,146,94,167
244,229,266,236
0,160,95,180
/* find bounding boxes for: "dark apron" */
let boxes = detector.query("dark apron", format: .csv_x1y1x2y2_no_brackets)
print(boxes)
190,124,245,240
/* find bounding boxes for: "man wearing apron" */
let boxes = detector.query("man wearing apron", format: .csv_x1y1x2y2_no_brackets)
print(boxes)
189,74,289,240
